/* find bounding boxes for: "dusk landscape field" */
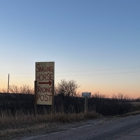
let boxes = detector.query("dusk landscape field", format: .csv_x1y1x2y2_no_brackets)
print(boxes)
0,0,140,139
0,83,140,139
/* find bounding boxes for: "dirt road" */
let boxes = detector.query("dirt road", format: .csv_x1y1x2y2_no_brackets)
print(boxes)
15,114,140,140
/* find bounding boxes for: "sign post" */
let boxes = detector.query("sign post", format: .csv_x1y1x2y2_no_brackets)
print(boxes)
51,80,54,114
82,92,91,114
35,62,54,106
34,80,37,116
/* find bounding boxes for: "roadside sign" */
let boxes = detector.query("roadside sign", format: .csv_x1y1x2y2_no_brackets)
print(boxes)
82,92,91,98
35,62,54,105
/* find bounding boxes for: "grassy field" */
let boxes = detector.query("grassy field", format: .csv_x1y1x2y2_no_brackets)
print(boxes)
0,110,98,139
1,93,140,139
130,101,140,106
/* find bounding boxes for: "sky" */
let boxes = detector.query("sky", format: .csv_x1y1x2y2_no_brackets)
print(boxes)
0,0,140,98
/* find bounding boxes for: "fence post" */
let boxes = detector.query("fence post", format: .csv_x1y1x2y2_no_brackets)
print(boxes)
34,80,37,116
51,80,55,114
84,96,88,114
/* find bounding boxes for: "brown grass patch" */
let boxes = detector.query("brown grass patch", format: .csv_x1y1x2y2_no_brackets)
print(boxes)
0,111,98,139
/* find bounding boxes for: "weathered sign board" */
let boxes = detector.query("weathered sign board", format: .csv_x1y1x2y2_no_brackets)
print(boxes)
35,62,54,105
82,92,91,98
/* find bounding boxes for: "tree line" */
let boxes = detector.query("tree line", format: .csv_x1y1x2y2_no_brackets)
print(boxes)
0,79,138,116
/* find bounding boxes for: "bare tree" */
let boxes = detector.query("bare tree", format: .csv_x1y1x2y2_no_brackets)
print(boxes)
9,85,34,94
56,79,79,97
19,85,34,94
92,92,106,98
0,88,7,93
10,85,20,93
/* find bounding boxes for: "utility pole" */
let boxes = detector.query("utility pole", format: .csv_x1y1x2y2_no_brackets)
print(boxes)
7,74,10,93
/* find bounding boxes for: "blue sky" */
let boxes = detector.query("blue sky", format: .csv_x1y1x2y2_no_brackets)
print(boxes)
0,0,140,98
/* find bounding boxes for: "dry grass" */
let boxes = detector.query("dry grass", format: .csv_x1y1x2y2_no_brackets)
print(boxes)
115,110,140,118
0,110,98,139
130,102,140,106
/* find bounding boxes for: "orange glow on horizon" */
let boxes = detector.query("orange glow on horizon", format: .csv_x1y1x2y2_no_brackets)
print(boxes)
0,79,140,99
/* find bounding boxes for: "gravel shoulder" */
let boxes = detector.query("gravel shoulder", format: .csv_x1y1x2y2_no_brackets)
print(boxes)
11,116,117,140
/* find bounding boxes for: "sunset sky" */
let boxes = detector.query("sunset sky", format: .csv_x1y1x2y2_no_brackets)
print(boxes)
0,0,140,98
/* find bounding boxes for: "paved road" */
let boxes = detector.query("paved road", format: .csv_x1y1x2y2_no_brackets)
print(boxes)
17,114,140,140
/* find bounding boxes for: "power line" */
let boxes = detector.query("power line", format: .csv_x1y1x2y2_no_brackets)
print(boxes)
0,66,140,79
0,66,140,75
1,71,139,79
56,66,140,73
56,71,140,77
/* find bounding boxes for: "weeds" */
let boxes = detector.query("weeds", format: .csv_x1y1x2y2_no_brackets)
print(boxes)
0,92,138,139
0,110,97,138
